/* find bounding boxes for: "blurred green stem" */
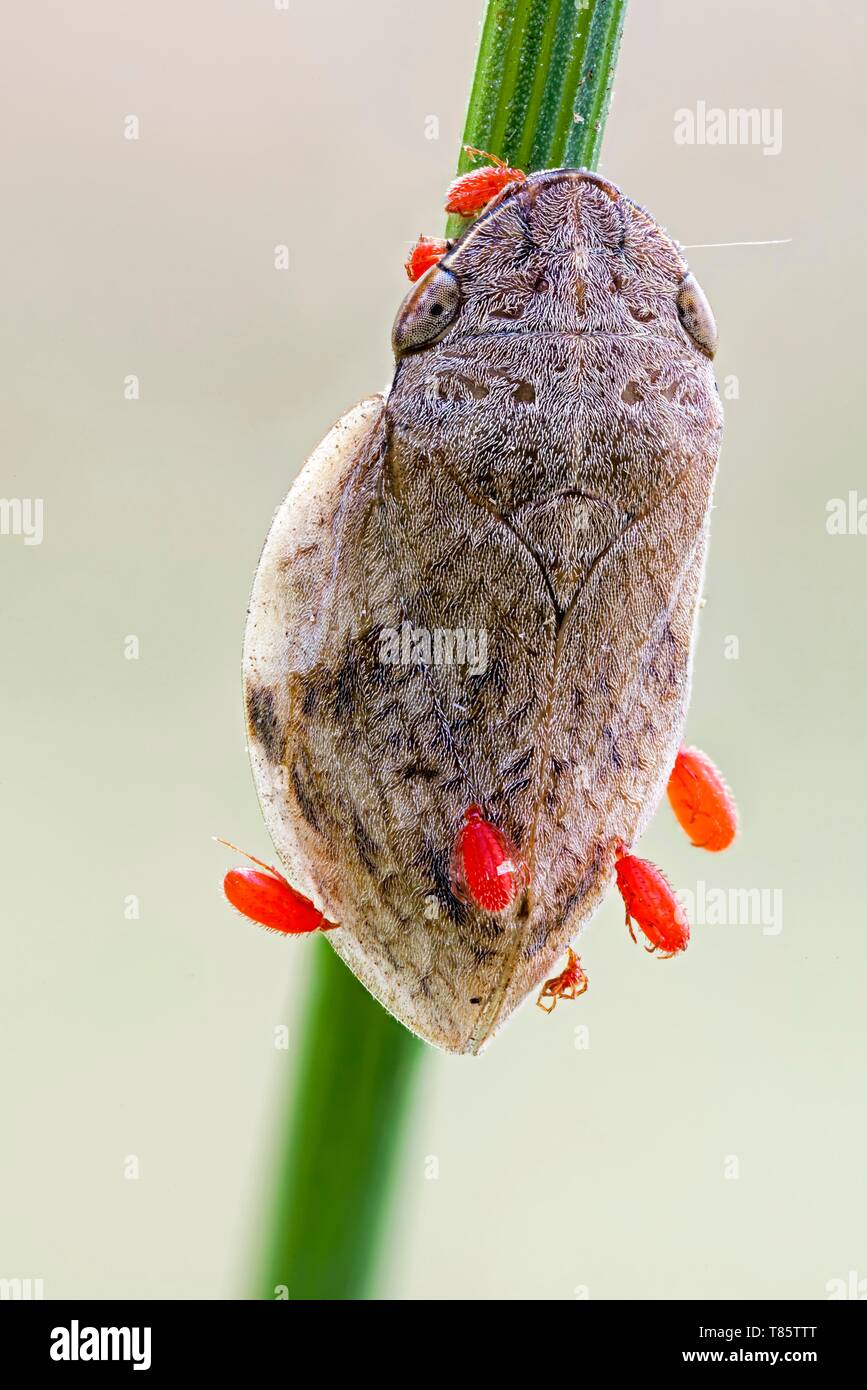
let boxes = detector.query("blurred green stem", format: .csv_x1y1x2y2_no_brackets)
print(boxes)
446,0,628,239
257,0,627,1302
258,941,422,1300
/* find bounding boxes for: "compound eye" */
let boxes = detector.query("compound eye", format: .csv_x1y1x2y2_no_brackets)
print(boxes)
392,264,461,356
676,272,718,358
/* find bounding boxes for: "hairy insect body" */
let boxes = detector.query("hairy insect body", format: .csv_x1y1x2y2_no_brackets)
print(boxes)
243,170,723,1053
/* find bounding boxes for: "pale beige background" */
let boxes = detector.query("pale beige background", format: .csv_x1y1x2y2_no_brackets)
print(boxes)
1,0,865,1300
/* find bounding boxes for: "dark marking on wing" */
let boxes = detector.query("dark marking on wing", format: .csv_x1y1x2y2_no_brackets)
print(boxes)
418,837,468,926
291,763,321,832
603,724,624,771
352,815,379,874
400,763,440,782
333,655,359,722
558,841,609,928
246,684,284,764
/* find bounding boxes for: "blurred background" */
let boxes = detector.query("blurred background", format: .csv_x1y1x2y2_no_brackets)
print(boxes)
1,0,865,1299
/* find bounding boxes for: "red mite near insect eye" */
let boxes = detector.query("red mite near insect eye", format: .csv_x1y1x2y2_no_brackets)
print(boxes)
405,234,449,283
405,149,525,282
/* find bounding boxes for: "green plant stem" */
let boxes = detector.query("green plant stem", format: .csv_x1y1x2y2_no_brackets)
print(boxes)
258,940,422,1300
257,0,628,1302
446,0,627,240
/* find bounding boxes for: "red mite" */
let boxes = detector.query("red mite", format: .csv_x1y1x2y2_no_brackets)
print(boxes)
405,234,449,282
444,147,526,217
536,948,588,1013
667,745,738,851
217,839,335,935
614,844,689,957
451,804,526,913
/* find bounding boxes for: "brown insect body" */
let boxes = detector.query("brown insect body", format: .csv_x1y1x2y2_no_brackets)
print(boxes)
243,170,723,1053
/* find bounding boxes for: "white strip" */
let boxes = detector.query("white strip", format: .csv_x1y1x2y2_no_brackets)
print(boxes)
681,238,793,249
